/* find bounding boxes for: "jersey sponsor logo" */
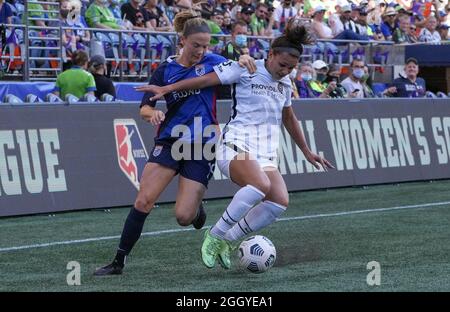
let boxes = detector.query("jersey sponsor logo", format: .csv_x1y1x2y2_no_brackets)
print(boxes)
195,64,206,76
173,89,201,100
278,82,284,93
251,84,278,93
114,119,148,190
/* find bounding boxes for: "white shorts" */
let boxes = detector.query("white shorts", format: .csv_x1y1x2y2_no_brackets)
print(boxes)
216,142,278,179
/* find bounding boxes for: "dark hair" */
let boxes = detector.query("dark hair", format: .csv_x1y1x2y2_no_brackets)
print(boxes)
71,49,89,66
173,10,210,37
271,19,311,58
350,58,365,67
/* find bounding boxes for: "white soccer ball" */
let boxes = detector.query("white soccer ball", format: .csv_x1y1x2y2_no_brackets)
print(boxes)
238,235,276,274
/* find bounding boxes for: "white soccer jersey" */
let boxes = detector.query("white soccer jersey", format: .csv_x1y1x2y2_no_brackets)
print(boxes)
213,59,292,160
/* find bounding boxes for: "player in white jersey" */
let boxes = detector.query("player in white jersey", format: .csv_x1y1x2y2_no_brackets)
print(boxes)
139,19,334,270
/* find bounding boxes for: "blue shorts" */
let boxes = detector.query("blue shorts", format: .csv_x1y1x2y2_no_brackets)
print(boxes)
148,143,216,188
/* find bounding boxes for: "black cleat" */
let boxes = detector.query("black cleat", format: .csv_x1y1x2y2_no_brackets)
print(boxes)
93,262,123,276
192,203,207,230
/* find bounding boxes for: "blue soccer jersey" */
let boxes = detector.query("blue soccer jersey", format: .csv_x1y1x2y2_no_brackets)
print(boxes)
141,53,227,144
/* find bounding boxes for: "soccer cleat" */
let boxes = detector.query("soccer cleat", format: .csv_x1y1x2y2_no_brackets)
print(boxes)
218,242,232,270
201,229,226,268
218,240,238,270
93,261,123,276
192,203,206,230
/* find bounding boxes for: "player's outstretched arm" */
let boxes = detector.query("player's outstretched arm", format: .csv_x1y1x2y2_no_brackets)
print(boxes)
282,106,335,171
135,72,221,101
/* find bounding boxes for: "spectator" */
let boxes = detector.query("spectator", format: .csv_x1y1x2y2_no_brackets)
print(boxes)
144,0,173,32
393,14,417,43
311,5,369,43
221,21,249,60
206,9,225,48
88,54,116,99
230,0,253,22
108,0,122,20
295,62,315,98
0,0,13,25
272,0,298,34
54,50,96,99
121,0,153,30
218,21,248,99
361,65,375,98
250,3,269,36
355,7,373,38
325,64,347,98
239,5,254,30
328,1,344,35
341,59,365,98
380,7,398,41
308,60,339,99
419,16,441,44
218,0,233,13
341,4,359,34
221,11,232,34
437,24,449,40
391,57,426,98
211,8,224,29
85,0,122,29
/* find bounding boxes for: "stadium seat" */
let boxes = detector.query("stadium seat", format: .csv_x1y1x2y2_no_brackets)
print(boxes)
80,94,98,103
425,91,437,98
25,94,44,103
46,93,64,103
100,93,115,102
436,92,448,98
3,94,23,104
65,94,79,104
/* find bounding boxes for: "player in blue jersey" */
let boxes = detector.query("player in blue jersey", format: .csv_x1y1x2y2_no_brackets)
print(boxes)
138,19,335,270
94,10,256,276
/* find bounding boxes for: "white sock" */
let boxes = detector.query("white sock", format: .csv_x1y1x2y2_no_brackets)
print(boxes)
211,185,265,238
224,200,286,241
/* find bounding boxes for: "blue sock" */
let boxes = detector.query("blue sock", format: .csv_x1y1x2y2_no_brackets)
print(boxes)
115,208,149,267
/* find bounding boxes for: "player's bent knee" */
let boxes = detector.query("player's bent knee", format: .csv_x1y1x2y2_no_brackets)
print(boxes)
134,197,154,213
277,197,289,208
176,212,194,226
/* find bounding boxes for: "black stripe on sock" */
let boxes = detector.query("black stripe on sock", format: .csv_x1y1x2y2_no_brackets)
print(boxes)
225,209,237,223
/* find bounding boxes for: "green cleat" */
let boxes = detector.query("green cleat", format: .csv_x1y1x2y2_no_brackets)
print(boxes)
218,240,239,270
201,229,226,269
218,241,232,270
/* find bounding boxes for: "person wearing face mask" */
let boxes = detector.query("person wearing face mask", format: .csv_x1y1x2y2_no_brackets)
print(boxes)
308,60,338,98
341,59,365,98
221,21,249,61
324,64,347,98
218,21,249,99
295,63,316,98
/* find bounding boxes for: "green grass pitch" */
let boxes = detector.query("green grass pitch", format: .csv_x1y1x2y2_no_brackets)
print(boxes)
0,180,449,292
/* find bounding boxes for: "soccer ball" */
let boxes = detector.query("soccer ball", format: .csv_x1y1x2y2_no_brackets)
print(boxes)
238,235,276,274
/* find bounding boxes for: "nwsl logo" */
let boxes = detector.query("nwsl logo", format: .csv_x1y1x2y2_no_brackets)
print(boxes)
113,119,148,189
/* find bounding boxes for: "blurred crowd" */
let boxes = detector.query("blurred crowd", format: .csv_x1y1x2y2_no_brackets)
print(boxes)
1,0,449,100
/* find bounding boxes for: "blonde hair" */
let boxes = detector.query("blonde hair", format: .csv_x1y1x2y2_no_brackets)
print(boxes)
173,10,209,36
68,0,82,13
